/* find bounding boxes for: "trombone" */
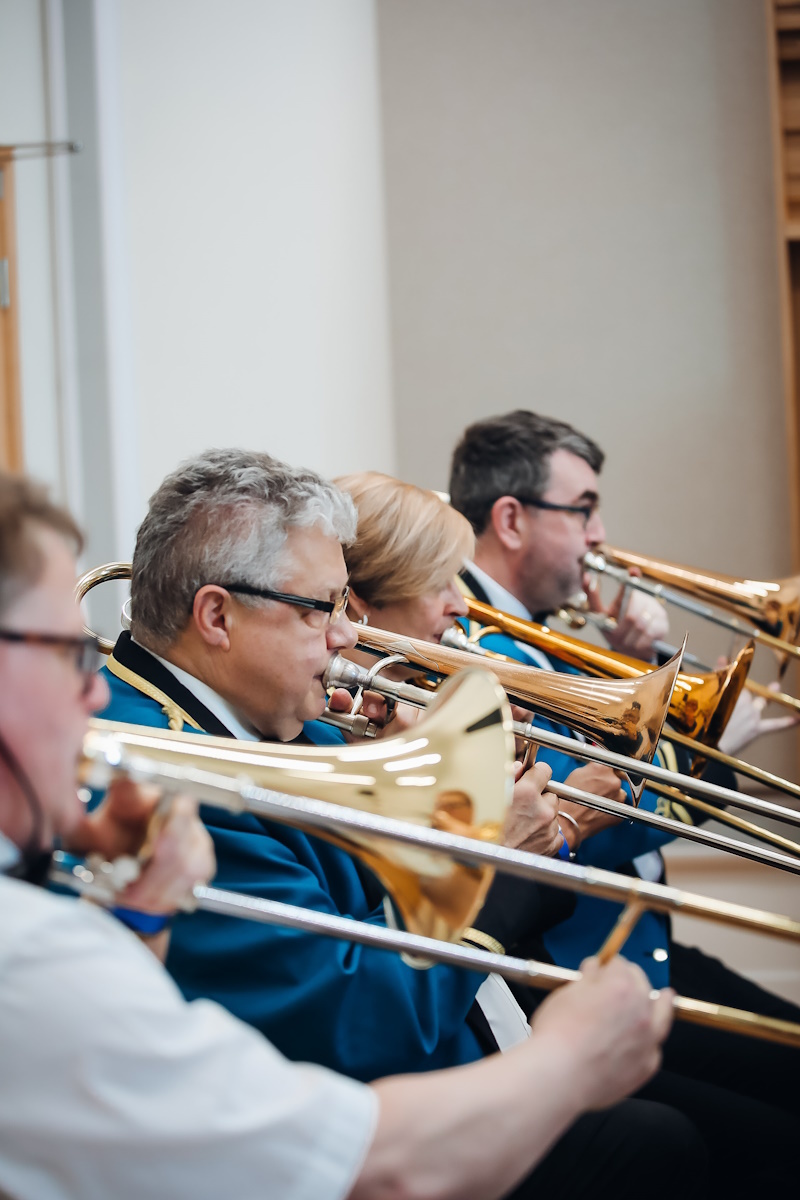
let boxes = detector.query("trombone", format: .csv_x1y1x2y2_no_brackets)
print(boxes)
457,597,752,748
55,696,800,1049
332,626,800,872
452,597,800,828
584,547,800,673
75,560,800,866
559,604,800,720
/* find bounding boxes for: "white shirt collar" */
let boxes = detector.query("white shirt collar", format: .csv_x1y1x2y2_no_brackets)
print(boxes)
467,562,534,622
466,562,557,676
0,829,21,873
141,643,261,742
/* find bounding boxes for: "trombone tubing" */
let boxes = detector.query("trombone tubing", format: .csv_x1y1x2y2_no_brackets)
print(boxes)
328,674,800,868
457,608,800,805
584,552,800,662
543,778,800,876
50,857,800,1051
343,651,800,831
573,616,800,717
84,743,800,944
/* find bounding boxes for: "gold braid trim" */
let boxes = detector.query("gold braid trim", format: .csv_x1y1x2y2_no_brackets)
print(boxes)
654,739,695,825
455,575,484,640
657,740,679,774
105,655,204,733
461,927,506,957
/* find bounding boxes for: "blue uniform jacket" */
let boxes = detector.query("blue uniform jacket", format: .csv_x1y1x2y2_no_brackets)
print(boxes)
465,626,674,988
99,660,488,1081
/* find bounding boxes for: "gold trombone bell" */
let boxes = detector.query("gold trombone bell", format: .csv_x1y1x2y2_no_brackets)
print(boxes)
461,596,752,748
595,546,800,672
84,669,516,944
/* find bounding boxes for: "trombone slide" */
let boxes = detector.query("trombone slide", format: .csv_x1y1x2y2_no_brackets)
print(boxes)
51,852,800,1051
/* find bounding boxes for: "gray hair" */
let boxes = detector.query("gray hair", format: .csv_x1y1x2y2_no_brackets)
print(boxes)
130,448,357,649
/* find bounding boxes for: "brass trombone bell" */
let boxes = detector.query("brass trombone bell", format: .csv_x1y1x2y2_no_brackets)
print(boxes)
83,668,516,943
587,547,800,672
458,596,752,747
349,623,684,800
556,603,800,721
54,743,800,1047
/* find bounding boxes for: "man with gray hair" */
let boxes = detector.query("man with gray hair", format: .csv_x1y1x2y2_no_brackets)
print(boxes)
0,465,689,1200
120,447,357,742
98,447,706,1200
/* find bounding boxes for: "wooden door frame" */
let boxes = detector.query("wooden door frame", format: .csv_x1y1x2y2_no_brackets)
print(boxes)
0,149,24,473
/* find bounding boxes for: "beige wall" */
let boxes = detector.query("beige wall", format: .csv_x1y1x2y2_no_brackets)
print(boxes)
377,0,799,778
377,0,788,565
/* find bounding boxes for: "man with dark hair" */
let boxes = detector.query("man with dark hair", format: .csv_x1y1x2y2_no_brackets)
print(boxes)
450,409,666,656
448,409,800,1151
0,466,694,1200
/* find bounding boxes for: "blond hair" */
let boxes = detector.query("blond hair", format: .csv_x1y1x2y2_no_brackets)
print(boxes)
335,472,474,606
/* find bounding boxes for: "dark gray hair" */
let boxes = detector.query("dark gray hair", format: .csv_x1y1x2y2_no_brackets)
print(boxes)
130,449,356,649
449,410,604,534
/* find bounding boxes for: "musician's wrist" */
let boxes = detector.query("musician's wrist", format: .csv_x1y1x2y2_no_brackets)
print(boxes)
111,905,173,935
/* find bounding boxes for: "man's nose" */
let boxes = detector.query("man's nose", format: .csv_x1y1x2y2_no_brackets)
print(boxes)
586,509,606,547
327,612,357,652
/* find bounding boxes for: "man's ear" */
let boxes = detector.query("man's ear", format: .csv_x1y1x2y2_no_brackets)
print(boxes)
192,586,233,649
489,496,528,552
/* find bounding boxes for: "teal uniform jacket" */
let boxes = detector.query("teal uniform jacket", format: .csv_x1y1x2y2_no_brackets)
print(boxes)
468,626,676,988
98,633,490,1081
457,570,677,989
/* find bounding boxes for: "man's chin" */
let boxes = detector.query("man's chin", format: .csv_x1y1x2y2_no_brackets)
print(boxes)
58,791,88,846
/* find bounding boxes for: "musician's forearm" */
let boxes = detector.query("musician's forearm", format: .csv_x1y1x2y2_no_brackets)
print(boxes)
351,1040,580,1200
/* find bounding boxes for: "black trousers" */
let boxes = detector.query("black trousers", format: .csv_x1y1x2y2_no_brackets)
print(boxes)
507,1097,708,1200
662,939,800,1115
507,1062,794,1200
506,942,799,1199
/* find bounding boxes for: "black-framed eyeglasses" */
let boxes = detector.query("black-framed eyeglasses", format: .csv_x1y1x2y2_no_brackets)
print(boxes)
516,496,599,530
0,628,103,691
210,583,350,626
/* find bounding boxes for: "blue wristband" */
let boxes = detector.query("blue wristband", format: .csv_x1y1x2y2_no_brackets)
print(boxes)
111,906,172,935
556,828,571,860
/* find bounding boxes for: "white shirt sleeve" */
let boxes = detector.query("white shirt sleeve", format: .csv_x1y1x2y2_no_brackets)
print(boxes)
0,879,377,1200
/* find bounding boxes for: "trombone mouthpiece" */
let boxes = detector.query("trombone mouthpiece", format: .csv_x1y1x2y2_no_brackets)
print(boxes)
324,654,368,691
440,626,490,656
583,551,607,573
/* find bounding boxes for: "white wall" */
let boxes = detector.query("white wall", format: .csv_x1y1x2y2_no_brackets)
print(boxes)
114,0,395,508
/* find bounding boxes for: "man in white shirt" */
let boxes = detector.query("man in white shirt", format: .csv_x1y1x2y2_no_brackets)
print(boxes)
0,466,697,1200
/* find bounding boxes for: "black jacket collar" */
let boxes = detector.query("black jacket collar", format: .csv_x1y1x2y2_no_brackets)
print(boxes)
111,631,235,737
